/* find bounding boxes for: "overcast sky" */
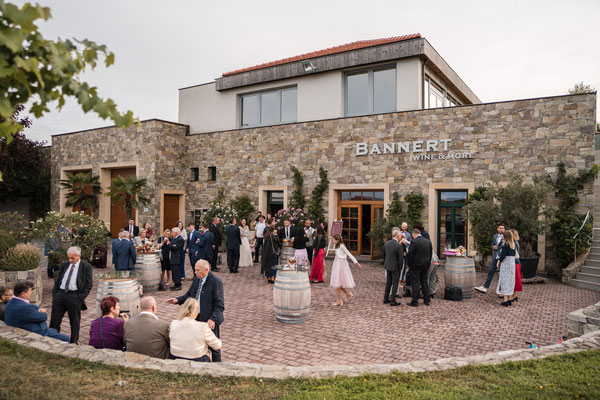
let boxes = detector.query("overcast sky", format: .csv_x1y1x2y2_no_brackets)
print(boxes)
16,0,600,143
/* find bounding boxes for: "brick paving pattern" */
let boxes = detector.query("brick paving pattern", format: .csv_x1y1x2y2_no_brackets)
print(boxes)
40,255,600,366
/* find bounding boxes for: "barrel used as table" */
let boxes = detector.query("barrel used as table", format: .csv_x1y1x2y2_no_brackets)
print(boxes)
136,252,161,293
444,255,476,299
273,270,311,324
280,245,295,263
96,277,141,318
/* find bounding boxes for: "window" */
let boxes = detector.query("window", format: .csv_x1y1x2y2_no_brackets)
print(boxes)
240,87,297,128
424,75,461,109
345,66,396,116
191,167,199,182
208,166,216,181
339,190,385,201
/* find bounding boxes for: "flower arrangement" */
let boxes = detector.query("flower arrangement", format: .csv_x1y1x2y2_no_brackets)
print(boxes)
274,207,307,229
136,243,158,253
287,257,296,266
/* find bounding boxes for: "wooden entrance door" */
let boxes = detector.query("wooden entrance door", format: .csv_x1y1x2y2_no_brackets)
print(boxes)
163,194,180,231
109,168,136,237
370,205,385,259
338,206,361,254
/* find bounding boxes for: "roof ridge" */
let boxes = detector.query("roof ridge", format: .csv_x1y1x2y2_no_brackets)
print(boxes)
221,33,421,77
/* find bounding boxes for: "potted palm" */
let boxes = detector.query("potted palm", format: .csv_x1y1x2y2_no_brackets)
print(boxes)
59,171,102,216
105,175,150,222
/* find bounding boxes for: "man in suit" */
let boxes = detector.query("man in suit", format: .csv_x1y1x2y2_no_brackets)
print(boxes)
197,222,214,264
475,224,506,293
4,281,69,342
112,231,137,271
50,246,93,343
124,296,170,359
166,227,185,290
383,229,403,306
277,219,297,242
406,228,433,307
304,219,315,266
253,215,266,263
225,218,241,273
186,222,201,276
124,219,140,238
167,260,224,362
209,217,222,272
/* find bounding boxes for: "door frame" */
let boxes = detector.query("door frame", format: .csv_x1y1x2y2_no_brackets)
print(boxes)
337,204,362,255
337,198,384,256
437,191,468,257
160,190,186,235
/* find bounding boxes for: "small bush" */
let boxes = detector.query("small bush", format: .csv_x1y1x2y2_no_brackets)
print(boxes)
0,230,17,260
0,243,42,271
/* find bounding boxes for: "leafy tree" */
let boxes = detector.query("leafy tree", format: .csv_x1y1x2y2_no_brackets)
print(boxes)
288,165,306,210
202,187,238,238
59,171,102,214
568,82,595,94
307,167,329,224
230,195,256,222
467,187,500,258
0,130,49,219
0,1,136,142
104,176,149,222
368,192,424,251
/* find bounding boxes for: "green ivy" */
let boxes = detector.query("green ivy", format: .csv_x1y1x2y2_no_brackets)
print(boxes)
307,167,329,224
288,165,306,210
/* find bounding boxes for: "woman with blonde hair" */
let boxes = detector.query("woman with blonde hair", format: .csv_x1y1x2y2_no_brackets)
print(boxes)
496,230,516,306
510,229,523,301
169,298,222,362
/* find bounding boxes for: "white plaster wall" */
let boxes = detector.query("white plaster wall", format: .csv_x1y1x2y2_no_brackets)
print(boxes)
396,58,421,111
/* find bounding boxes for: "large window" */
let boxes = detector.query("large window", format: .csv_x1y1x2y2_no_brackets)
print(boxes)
424,75,461,109
345,66,396,116
240,87,297,128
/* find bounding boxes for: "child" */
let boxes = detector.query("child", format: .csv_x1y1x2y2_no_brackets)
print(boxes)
330,234,361,306
0,286,14,321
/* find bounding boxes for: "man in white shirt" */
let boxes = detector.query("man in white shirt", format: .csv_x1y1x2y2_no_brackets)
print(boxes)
304,220,315,266
254,215,266,263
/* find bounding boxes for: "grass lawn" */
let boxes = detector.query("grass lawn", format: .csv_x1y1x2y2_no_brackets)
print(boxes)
0,338,599,399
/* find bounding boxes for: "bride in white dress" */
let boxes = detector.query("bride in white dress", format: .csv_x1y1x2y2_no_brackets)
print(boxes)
239,218,254,267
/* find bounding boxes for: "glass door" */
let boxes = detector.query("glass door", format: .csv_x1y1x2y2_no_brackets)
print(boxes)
338,206,361,254
437,190,468,259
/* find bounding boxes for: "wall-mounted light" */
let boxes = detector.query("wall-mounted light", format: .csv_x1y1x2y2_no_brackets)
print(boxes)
300,60,316,73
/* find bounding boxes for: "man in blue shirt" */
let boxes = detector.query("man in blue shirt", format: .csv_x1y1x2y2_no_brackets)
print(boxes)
475,224,506,293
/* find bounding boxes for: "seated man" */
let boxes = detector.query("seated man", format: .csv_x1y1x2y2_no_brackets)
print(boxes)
0,286,13,321
124,296,170,359
4,281,69,342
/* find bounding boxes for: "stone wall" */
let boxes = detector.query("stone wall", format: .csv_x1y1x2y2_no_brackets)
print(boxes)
568,301,600,338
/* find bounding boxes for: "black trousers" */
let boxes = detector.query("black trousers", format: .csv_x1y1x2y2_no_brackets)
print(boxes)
210,249,219,271
306,246,314,266
227,248,240,272
384,270,400,301
210,324,221,362
254,238,263,262
171,262,182,286
410,267,430,303
50,290,82,344
189,253,197,274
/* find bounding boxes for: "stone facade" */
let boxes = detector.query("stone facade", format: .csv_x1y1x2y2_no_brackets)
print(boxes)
0,266,43,305
568,301,600,338
50,93,597,272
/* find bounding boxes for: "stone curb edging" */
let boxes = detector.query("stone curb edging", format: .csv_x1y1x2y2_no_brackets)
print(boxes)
1,321,599,380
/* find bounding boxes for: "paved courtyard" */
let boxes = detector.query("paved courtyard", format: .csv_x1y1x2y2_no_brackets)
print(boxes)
40,256,600,366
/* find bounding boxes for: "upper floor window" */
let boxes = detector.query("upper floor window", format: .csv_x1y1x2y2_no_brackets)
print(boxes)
345,66,396,116
240,87,297,128
424,75,461,109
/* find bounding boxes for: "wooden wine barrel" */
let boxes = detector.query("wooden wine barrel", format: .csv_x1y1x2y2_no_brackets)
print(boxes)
280,246,295,263
136,252,161,293
273,270,311,324
444,256,476,299
96,277,141,318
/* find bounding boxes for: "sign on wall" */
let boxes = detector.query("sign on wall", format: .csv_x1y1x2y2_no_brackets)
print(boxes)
355,138,474,161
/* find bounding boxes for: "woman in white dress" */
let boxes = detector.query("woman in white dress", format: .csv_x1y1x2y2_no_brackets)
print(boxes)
330,234,362,306
239,218,254,267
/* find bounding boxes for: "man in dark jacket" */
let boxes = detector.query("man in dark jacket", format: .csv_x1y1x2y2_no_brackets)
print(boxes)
198,222,214,263
383,229,403,306
406,228,433,307
186,223,201,275
225,218,241,273
166,227,185,290
209,217,222,272
167,260,225,362
112,231,136,271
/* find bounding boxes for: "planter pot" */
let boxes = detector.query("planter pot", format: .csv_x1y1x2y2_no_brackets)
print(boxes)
520,257,540,279
0,265,43,305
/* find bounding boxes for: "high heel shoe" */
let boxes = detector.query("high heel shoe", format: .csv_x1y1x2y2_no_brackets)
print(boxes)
333,300,343,306
345,292,354,301
500,301,509,307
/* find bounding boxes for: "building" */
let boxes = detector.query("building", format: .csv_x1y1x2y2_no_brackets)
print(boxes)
50,34,597,274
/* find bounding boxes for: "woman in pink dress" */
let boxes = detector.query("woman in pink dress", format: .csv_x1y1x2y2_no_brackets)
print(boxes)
310,226,326,283
330,234,361,306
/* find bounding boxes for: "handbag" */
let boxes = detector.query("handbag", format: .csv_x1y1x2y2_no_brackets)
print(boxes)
444,287,463,301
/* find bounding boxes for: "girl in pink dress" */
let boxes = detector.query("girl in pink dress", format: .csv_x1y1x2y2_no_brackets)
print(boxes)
330,234,361,306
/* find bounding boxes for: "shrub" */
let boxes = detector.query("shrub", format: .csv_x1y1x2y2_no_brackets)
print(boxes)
202,187,238,237
274,207,307,228
230,195,256,222
308,167,329,225
0,229,17,260
0,243,42,271
0,212,33,243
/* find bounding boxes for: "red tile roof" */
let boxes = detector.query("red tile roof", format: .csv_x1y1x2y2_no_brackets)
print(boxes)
221,34,422,77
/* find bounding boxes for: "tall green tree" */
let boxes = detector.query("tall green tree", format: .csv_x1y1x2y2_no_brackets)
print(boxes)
307,167,329,224
288,165,306,210
59,171,102,214
230,195,256,222
0,1,136,142
105,176,149,222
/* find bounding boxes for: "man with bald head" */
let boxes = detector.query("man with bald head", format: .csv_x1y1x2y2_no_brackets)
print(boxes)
167,259,224,362
124,296,170,359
